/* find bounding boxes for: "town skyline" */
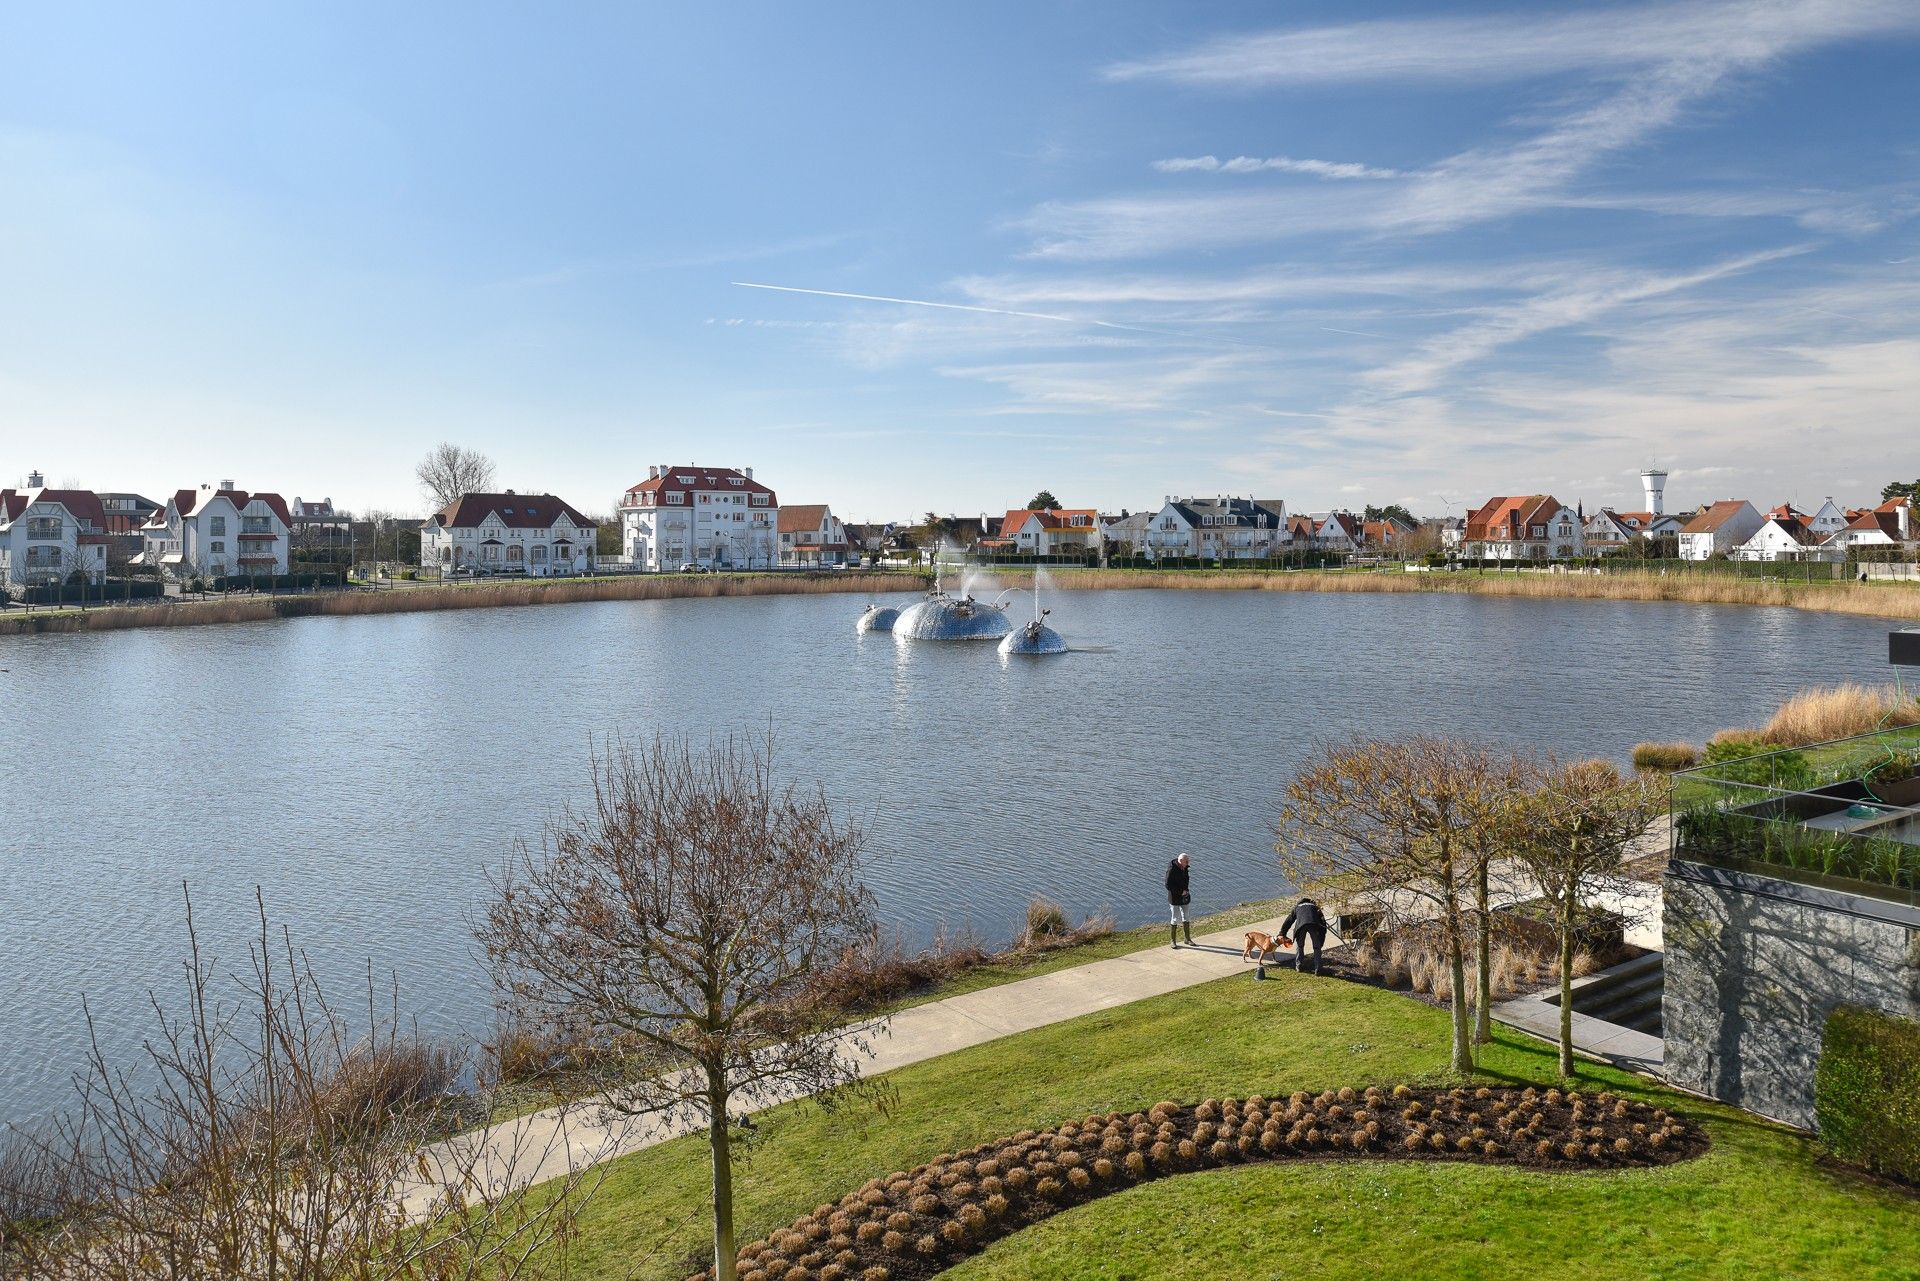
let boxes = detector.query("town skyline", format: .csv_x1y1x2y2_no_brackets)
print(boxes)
4,1,1918,518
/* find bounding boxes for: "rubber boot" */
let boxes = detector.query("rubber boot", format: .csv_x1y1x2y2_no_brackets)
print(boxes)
1170,925,1179,948
1182,921,1194,946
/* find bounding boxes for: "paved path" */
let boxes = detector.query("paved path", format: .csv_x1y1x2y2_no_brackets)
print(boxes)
412,913,1316,1208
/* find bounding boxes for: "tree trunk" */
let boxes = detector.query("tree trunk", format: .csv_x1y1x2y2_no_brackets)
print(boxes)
1443,895,1473,1075
1557,884,1577,1078
1473,856,1493,1044
708,1074,737,1281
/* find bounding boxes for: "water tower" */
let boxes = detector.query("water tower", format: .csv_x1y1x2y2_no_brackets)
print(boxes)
1640,468,1668,516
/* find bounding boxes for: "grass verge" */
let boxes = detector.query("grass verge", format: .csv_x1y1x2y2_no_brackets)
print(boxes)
552,969,1919,1280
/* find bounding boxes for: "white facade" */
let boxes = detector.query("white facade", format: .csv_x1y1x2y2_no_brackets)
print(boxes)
1462,495,1587,560
140,485,291,579
619,465,777,571
1733,517,1840,562
421,492,596,576
1143,498,1287,559
777,504,853,566
1677,501,1765,561
0,488,109,587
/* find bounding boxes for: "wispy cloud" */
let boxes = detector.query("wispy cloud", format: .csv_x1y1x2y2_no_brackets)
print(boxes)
1153,154,1405,179
1103,1,1920,88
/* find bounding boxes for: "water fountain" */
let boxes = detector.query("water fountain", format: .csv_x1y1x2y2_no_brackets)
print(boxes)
856,602,898,633
997,575,1067,656
890,551,1013,641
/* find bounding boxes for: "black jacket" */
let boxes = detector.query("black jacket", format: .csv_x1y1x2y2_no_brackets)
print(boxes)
1165,860,1190,905
1282,899,1327,940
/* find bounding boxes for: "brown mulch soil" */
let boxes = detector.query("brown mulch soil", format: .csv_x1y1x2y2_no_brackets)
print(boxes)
695,1086,1708,1281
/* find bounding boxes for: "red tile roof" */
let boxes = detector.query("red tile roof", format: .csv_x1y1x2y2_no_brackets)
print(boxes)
1464,495,1562,542
427,492,596,531
1680,500,1753,534
0,487,109,529
778,503,832,534
622,466,776,506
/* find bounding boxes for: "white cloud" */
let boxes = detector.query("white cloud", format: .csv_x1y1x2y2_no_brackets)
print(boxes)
1153,154,1405,179
1103,1,1920,88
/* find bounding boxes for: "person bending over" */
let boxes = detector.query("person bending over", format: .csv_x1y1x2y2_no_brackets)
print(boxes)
1281,896,1328,975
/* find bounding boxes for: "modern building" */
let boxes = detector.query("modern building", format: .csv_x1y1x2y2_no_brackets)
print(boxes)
1460,495,1586,560
1676,500,1764,561
0,483,109,587
139,483,292,579
97,492,161,536
288,497,353,561
777,503,855,566
618,465,777,571
420,491,596,576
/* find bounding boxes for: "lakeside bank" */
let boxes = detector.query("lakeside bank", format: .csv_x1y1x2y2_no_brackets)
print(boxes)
0,570,928,636
7,563,1918,638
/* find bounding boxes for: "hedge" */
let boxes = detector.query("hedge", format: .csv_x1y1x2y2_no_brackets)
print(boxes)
206,572,345,592
1815,1004,1920,1184
18,579,166,605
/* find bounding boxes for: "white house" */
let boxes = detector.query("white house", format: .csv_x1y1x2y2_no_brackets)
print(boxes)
1294,510,1360,552
1734,509,1839,562
0,483,109,587
1461,495,1586,560
139,483,292,579
420,491,596,576
1583,508,1638,551
1829,498,1914,551
618,465,777,571
1140,497,1287,559
1802,498,1852,541
1676,500,1764,561
993,507,1103,557
777,503,854,566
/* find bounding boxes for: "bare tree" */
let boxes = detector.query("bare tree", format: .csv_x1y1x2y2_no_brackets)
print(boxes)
480,735,887,1281
0,890,599,1280
1277,737,1513,1074
416,444,497,512
1467,751,1535,1044
1505,759,1663,1076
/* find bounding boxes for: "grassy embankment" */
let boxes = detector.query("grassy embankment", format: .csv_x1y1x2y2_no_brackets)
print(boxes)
0,571,926,636
988,565,1920,623
554,970,1920,1281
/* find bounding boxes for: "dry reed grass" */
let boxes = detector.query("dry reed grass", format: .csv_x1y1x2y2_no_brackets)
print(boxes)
1355,928,1587,1002
0,571,922,635
976,567,1920,623
1757,682,1920,746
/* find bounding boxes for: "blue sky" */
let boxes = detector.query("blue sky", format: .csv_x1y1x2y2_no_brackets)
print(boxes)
2,1,1916,522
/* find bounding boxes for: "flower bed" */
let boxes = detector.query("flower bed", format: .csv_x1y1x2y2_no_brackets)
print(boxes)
695,1086,1707,1281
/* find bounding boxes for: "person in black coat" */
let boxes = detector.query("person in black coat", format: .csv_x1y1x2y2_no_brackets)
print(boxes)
1281,896,1327,974
1165,852,1192,947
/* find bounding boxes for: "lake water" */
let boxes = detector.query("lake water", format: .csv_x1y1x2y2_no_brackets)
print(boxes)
0,587,1901,1126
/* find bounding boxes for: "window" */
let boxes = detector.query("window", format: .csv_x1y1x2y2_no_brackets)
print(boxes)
210,516,226,535
751,494,768,506
211,540,225,553
729,477,743,486
1531,524,1545,537
25,516,62,540
666,492,685,504
677,475,694,484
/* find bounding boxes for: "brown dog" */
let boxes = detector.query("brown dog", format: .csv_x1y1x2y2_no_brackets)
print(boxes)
1242,930,1292,963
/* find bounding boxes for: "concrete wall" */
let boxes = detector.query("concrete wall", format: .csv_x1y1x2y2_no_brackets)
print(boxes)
1663,862,1920,1129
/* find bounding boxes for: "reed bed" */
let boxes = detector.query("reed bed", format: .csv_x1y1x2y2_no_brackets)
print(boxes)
1757,681,1920,746
974,567,1920,622
0,571,924,635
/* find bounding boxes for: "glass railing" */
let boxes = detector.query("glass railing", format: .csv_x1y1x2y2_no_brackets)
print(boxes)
1671,724,1920,905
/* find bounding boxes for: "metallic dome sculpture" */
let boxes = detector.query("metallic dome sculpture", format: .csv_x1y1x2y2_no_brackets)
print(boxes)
998,612,1067,656
892,590,1013,641
856,603,899,634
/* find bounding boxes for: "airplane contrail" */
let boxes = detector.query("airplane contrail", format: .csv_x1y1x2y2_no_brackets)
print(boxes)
731,281,1285,350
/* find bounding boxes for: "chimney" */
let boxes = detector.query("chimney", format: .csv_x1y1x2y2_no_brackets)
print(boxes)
26,469,43,487
649,465,659,480
219,479,235,491
744,467,753,479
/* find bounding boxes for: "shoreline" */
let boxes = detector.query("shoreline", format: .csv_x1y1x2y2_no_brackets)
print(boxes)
4,563,1917,636
0,570,928,636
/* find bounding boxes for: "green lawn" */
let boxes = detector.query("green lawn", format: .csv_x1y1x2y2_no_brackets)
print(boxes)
554,969,1918,1281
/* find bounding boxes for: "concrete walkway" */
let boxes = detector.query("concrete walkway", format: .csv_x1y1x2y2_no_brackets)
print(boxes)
413,913,1316,1207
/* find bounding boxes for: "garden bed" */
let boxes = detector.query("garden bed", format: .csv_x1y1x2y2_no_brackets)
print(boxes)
706,1086,1705,1281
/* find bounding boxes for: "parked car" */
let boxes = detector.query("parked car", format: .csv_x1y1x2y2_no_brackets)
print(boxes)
676,562,711,573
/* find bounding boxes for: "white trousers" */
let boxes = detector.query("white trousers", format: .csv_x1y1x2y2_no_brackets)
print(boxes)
1169,903,1189,925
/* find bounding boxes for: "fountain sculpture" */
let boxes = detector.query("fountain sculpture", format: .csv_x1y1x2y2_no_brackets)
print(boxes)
997,580,1068,656
856,602,899,633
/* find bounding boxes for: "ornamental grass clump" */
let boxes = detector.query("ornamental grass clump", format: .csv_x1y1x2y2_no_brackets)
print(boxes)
701,1090,1703,1280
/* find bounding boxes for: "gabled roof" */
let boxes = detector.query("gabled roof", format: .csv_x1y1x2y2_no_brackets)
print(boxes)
426,492,596,531
0,487,109,530
622,466,776,505
1680,500,1755,534
1752,514,1814,545
778,503,832,534
1464,495,1564,542
1001,507,1099,535
1843,509,1903,537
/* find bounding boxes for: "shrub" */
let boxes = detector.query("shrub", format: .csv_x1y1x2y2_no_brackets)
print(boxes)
1632,741,1700,772
1816,1005,1920,1185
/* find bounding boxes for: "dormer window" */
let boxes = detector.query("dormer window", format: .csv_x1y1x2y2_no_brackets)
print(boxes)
666,492,685,504
677,475,694,484
729,477,743,486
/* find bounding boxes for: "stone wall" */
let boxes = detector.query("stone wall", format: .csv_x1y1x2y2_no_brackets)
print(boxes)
1663,862,1920,1129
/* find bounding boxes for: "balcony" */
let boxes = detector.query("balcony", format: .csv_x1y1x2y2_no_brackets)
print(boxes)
1670,724,1920,906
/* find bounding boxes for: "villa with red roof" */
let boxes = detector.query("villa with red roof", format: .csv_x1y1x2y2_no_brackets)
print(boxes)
0,475,110,587
617,464,777,571
777,503,854,567
1828,497,1914,551
1676,500,1764,561
138,481,291,579
1461,495,1586,561
994,506,1102,557
420,490,596,576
